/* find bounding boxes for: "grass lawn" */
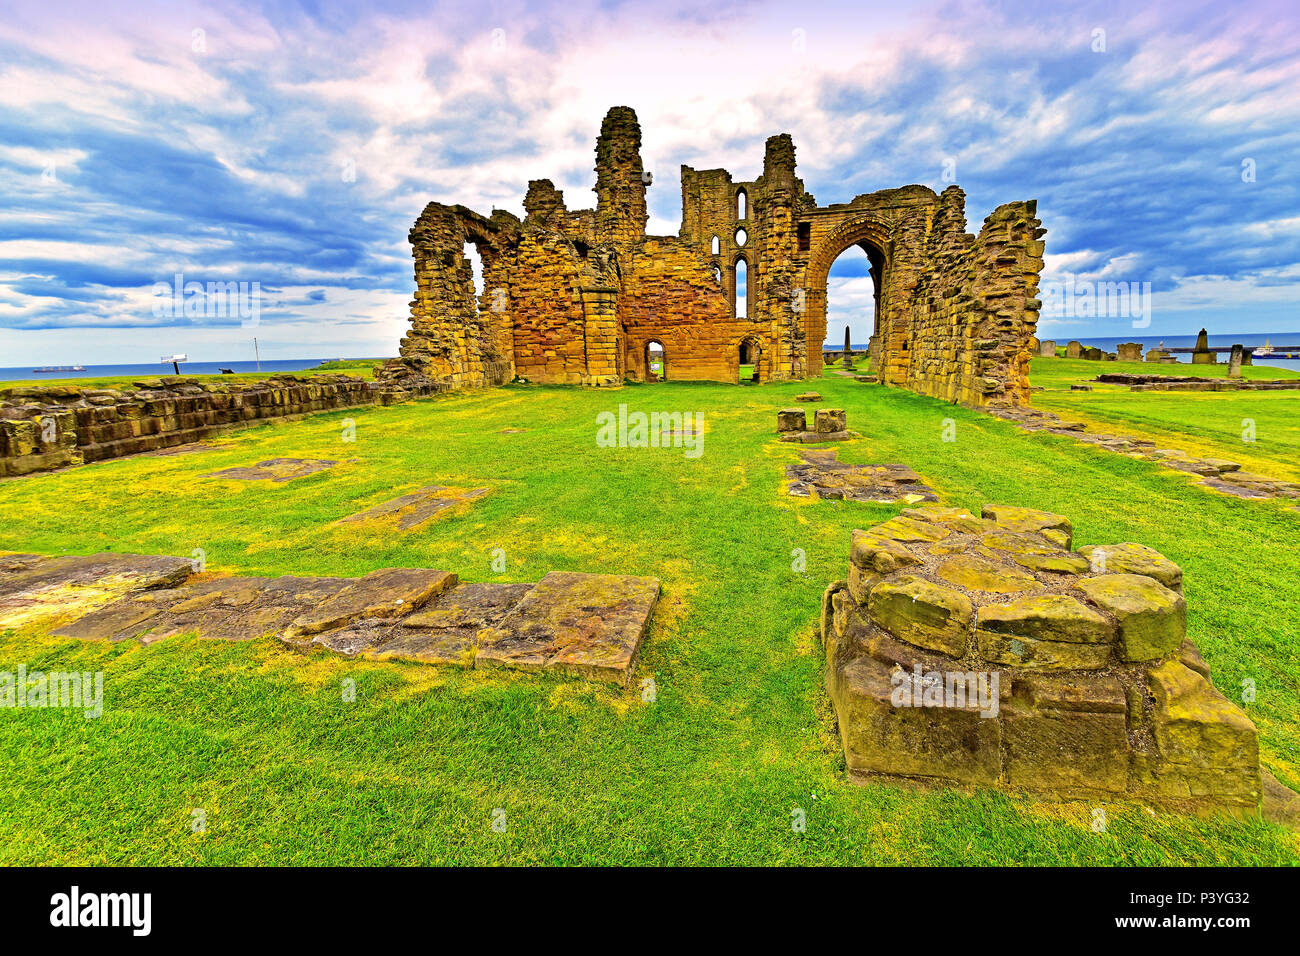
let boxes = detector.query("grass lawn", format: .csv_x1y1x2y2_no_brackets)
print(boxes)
0,368,1297,864
1030,357,1300,480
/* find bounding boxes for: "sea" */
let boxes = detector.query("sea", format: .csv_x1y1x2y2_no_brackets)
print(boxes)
0,359,369,382
826,332,1300,372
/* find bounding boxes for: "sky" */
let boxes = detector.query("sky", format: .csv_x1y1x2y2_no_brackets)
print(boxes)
1,0,1298,365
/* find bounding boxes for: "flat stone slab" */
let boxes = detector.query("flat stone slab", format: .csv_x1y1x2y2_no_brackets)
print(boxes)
786,448,939,503
205,458,338,482
298,582,534,666
7,554,659,685
476,571,661,684
53,575,356,643
340,485,491,530
0,552,194,632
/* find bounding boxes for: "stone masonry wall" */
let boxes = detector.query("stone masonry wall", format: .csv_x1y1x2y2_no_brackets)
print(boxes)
398,106,1044,404
822,504,1262,813
0,374,419,478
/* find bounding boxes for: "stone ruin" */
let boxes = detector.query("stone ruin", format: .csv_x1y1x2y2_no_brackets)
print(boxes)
0,552,659,686
821,504,1269,814
777,406,854,443
0,374,426,478
388,106,1046,406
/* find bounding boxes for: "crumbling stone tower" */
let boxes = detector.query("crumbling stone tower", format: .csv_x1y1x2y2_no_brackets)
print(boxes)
594,106,648,246
389,107,1045,406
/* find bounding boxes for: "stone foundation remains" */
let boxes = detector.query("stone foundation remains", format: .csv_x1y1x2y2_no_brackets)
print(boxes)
397,106,1044,406
1,552,659,686
786,448,938,503
777,407,855,443
0,374,432,478
986,405,1300,500
821,504,1264,813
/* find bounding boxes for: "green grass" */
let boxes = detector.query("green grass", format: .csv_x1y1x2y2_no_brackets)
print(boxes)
0,370,1297,864
1031,357,1300,479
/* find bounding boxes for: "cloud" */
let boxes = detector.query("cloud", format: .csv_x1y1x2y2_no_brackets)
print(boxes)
1,0,1298,364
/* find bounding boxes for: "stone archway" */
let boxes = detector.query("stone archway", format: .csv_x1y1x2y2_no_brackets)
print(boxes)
737,335,765,383
802,216,893,382
644,339,666,382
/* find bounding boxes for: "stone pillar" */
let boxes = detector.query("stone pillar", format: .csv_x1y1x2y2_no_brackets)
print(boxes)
1228,344,1244,378
580,286,621,386
842,325,854,369
1192,327,1216,364
757,133,802,380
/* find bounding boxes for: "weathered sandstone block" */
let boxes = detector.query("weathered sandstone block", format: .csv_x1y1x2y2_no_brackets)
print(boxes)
821,504,1269,815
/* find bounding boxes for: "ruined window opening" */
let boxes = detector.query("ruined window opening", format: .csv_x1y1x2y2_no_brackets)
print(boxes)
712,265,722,285
797,222,811,252
465,243,485,307
645,340,666,382
736,188,747,220
573,240,590,258
735,228,747,247
710,235,720,255
735,258,748,319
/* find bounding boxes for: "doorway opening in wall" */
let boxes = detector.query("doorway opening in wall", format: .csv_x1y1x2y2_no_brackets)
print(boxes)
645,340,666,382
738,337,763,384
825,242,879,369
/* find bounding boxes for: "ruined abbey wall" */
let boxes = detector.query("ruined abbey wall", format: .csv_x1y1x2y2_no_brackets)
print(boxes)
394,106,1045,406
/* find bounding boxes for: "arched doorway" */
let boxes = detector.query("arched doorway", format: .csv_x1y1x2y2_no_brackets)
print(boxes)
738,336,764,383
645,339,666,382
802,217,891,379
826,244,876,371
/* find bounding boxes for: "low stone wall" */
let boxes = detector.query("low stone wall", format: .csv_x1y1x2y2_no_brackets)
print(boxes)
822,504,1264,814
0,373,435,478
1094,372,1299,390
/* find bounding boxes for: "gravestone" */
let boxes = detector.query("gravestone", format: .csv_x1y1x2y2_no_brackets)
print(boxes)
1228,344,1244,379
1038,340,1057,357
1065,341,1083,358
1116,342,1143,361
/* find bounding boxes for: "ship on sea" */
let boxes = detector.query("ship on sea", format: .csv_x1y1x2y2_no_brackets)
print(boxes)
1256,339,1275,356
33,365,87,373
